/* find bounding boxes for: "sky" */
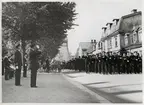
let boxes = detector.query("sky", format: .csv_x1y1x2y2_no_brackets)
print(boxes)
67,0,142,55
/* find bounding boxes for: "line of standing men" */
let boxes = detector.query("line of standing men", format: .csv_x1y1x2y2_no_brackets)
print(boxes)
2,43,41,88
64,51,142,74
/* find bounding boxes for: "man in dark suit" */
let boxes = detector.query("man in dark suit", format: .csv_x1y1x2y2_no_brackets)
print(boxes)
29,44,41,88
86,54,90,73
46,58,50,73
3,54,11,80
122,53,127,74
2,58,5,76
14,44,22,86
23,56,27,77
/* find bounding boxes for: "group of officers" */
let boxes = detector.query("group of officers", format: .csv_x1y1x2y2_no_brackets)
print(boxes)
2,43,42,88
64,51,142,74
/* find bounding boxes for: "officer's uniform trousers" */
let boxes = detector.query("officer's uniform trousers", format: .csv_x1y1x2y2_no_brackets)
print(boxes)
31,64,38,87
15,65,21,85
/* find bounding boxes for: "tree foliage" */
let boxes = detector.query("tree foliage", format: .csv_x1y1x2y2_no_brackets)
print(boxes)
2,2,77,60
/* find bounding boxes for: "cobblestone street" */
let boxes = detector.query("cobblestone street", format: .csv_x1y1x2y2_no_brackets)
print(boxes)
2,73,100,103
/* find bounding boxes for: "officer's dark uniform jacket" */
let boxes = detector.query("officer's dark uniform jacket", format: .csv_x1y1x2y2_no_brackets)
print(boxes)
14,50,22,67
29,49,41,70
14,49,22,85
4,57,11,70
29,48,41,87
4,56,11,80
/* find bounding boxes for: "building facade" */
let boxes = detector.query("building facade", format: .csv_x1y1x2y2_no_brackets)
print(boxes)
119,10,142,53
75,40,96,57
101,9,142,53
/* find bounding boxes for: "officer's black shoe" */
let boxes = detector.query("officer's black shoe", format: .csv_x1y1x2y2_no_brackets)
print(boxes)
15,84,22,86
31,86,38,88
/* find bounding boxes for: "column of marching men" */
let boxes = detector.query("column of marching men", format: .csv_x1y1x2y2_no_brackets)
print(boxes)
63,51,142,74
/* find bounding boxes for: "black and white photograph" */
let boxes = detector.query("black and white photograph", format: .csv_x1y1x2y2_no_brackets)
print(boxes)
1,0,143,103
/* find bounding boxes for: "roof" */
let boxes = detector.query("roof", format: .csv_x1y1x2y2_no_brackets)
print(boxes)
121,11,141,19
120,12,142,33
79,42,92,50
132,25,142,32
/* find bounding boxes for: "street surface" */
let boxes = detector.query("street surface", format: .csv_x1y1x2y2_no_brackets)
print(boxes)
65,71,143,103
2,72,100,103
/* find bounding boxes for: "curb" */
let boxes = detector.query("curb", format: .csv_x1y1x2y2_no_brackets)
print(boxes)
62,74,111,103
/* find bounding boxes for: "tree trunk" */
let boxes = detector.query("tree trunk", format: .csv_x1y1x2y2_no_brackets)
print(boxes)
22,40,27,77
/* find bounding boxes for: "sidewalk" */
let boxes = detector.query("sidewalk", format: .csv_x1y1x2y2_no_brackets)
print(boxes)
65,71,143,103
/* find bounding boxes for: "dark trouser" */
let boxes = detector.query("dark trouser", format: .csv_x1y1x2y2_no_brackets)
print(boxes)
117,64,120,74
15,69,21,85
136,63,140,73
46,65,50,73
5,68,9,80
98,62,101,73
23,65,27,77
122,63,126,73
86,64,90,73
114,64,117,74
139,63,142,73
2,65,4,75
101,62,103,74
108,64,112,74
134,62,138,73
46,68,50,73
31,66,38,87
9,70,14,79
105,63,108,74
95,62,98,73
102,62,106,74
111,64,115,74
126,63,130,74
89,64,92,72
31,71,37,87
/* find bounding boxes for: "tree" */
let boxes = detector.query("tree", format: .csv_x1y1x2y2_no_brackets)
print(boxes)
2,2,77,74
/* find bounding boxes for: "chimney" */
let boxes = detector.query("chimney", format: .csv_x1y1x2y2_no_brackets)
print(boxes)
102,27,107,33
113,19,119,25
106,23,113,29
131,9,137,13
109,23,113,29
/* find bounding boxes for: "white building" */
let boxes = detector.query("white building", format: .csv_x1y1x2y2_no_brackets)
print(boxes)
101,9,142,53
101,19,121,53
75,40,96,57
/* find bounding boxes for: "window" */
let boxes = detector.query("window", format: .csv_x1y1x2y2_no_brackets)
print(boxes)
109,38,112,48
133,32,137,43
138,28,142,42
115,36,118,47
98,42,101,50
130,34,134,44
108,38,112,49
124,34,129,46
101,42,103,50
